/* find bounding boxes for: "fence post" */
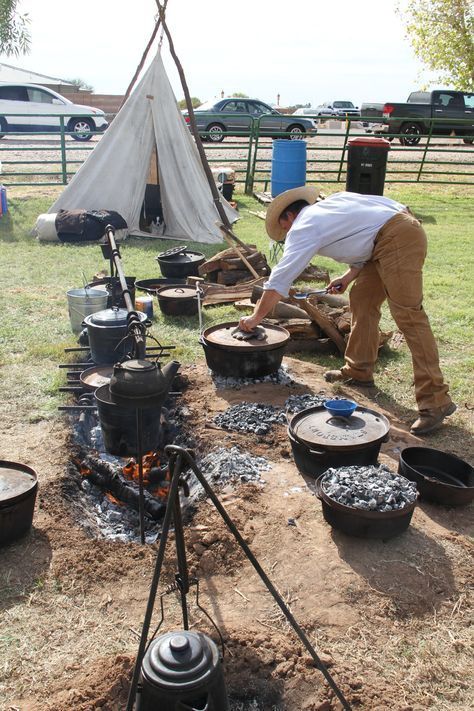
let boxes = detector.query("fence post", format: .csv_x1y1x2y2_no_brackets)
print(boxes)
244,119,256,194
337,118,351,182
59,116,67,184
246,119,261,195
416,118,435,182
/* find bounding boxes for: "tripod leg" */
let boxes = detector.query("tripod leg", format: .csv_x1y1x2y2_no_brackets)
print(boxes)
172,477,190,629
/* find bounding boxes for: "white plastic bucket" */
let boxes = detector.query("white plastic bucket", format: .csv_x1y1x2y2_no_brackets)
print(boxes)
67,288,109,334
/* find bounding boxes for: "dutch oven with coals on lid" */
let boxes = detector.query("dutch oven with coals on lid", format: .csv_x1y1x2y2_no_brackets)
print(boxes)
156,245,206,279
156,285,198,317
398,446,474,506
316,467,417,539
82,307,149,365
288,404,390,478
200,321,290,378
0,461,38,545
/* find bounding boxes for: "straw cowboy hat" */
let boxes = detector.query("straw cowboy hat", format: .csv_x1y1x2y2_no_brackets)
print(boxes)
265,186,320,242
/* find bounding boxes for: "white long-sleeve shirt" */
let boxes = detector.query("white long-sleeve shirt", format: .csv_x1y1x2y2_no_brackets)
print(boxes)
264,192,407,297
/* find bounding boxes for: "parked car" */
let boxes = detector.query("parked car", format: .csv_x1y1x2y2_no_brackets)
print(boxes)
314,101,360,118
292,107,317,116
0,83,108,141
360,90,474,145
184,98,317,142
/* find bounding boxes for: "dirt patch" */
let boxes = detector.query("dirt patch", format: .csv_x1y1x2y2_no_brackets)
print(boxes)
1,357,472,710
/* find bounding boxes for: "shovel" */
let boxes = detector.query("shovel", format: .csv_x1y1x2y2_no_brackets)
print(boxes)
292,285,342,299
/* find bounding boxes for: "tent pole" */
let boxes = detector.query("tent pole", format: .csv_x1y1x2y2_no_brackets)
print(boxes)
155,1,252,255
119,1,169,111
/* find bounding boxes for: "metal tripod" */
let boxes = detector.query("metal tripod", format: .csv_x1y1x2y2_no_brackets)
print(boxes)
126,445,352,710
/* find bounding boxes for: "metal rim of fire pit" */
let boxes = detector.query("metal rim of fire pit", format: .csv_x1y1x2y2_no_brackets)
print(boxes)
201,321,290,353
289,405,390,452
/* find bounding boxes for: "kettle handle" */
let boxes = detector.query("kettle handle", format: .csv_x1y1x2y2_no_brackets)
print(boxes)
176,699,209,711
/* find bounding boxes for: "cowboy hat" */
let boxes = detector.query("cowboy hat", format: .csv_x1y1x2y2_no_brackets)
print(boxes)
266,186,320,242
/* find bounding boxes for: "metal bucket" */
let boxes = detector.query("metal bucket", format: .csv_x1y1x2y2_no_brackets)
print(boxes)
67,288,108,334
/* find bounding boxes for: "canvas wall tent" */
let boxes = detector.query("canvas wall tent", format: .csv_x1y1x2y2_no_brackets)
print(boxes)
48,51,238,244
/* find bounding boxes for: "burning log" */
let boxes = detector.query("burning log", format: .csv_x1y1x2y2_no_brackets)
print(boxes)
79,455,167,521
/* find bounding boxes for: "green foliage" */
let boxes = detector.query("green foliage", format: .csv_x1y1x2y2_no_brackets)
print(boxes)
230,92,249,98
397,0,474,90
0,0,30,56
64,77,94,92
178,97,201,109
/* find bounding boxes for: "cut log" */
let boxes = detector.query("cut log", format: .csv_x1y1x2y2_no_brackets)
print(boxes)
187,277,266,305
217,269,254,285
288,290,346,354
266,318,320,338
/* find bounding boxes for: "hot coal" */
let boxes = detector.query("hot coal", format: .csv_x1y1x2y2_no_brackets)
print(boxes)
214,403,287,434
197,447,271,486
211,364,295,390
285,393,329,413
321,464,417,512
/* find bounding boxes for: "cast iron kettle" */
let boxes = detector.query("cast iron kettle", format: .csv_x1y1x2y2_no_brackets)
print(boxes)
137,630,230,710
108,359,180,409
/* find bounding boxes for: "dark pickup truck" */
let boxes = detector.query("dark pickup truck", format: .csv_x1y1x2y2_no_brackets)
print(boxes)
361,90,474,145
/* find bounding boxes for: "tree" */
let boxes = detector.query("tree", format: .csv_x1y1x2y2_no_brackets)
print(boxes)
0,0,30,56
178,97,201,109
64,78,94,92
230,92,249,98
397,0,473,90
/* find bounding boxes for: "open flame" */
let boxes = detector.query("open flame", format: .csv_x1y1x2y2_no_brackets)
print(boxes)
123,452,171,501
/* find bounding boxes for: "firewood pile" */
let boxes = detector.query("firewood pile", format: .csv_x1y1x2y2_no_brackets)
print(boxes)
198,245,270,286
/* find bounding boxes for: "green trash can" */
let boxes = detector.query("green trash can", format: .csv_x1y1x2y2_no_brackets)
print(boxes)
346,137,391,195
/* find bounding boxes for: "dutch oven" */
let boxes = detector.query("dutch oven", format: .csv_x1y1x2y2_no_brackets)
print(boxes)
398,447,474,506
156,285,198,317
316,472,416,539
79,365,114,392
135,278,186,294
85,276,136,308
200,321,290,378
156,246,205,279
82,307,149,365
288,405,390,479
0,461,38,545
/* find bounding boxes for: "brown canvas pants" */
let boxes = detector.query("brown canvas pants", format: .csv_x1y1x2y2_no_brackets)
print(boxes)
341,212,452,411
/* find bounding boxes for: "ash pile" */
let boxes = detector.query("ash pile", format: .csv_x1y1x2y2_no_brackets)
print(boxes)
194,446,271,491
321,464,417,512
214,403,287,434
211,364,295,390
285,393,329,413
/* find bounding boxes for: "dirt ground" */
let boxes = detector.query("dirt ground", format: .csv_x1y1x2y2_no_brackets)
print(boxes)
0,357,472,710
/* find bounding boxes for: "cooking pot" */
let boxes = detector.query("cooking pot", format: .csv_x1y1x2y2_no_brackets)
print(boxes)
156,285,198,317
136,278,186,294
79,365,114,392
0,461,38,545
288,404,390,478
85,276,136,308
199,322,290,378
398,447,474,506
316,473,416,539
82,308,148,365
156,247,205,279
137,630,229,711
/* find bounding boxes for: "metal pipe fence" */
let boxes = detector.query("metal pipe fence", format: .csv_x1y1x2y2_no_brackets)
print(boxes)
0,111,472,191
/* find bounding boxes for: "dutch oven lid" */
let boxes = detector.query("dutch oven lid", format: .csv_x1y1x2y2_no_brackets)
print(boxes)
156,249,204,264
289,405,390,450
157,285,197,300
85,308,147,327
80,365,114,390
142,631,217,687
0,461,37,506
202,321,290,352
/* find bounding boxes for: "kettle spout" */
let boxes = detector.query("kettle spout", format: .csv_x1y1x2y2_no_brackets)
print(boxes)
161,360,180,395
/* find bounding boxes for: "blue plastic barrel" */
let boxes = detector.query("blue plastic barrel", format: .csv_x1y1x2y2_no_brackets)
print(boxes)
0,185,7,214
271,140,307,197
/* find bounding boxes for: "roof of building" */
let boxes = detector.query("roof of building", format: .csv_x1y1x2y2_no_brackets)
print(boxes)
0,62,76,87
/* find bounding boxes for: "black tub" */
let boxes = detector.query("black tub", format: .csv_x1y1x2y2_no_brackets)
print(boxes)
317,475,416,539
398,447,474,506
0,461,38,545
83,308,149,365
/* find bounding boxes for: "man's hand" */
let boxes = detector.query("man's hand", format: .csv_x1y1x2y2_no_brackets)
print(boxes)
239,315,261,332
327,266,362,294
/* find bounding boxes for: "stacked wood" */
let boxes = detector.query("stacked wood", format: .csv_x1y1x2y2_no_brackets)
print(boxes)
198,246,270,286
187,276,266,306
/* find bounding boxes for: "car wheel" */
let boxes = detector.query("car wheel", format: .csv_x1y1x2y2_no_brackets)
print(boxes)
399,122,423,146
462,138,473,145
0,117,7,139
287,124,305,140
206,123,225,143
69,118,94,141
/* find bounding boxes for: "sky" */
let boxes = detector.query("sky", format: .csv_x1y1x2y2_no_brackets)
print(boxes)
3,0,433,107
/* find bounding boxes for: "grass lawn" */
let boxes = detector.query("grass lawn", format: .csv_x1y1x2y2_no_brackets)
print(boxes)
0,184,472,440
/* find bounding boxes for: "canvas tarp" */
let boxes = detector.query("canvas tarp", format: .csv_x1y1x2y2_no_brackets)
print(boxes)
49,51,238,243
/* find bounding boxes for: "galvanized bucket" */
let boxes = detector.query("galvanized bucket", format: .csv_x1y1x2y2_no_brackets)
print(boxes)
67,287,109,334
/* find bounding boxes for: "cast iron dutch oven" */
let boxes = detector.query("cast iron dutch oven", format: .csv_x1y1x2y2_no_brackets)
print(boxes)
316,471,416,539
0,461,38,544
156,246,205,279
156,285,198,317
85,276,136,308
135,278,186,294
82,307,149,365
398,447,474,506
200,321,290,378
288,405,390,479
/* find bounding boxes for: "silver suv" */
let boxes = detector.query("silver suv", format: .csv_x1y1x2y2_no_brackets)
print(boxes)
315,101,360,118
0,83,108,141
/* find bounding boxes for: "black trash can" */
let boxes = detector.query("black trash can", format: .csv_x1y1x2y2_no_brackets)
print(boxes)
346,137,391,195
